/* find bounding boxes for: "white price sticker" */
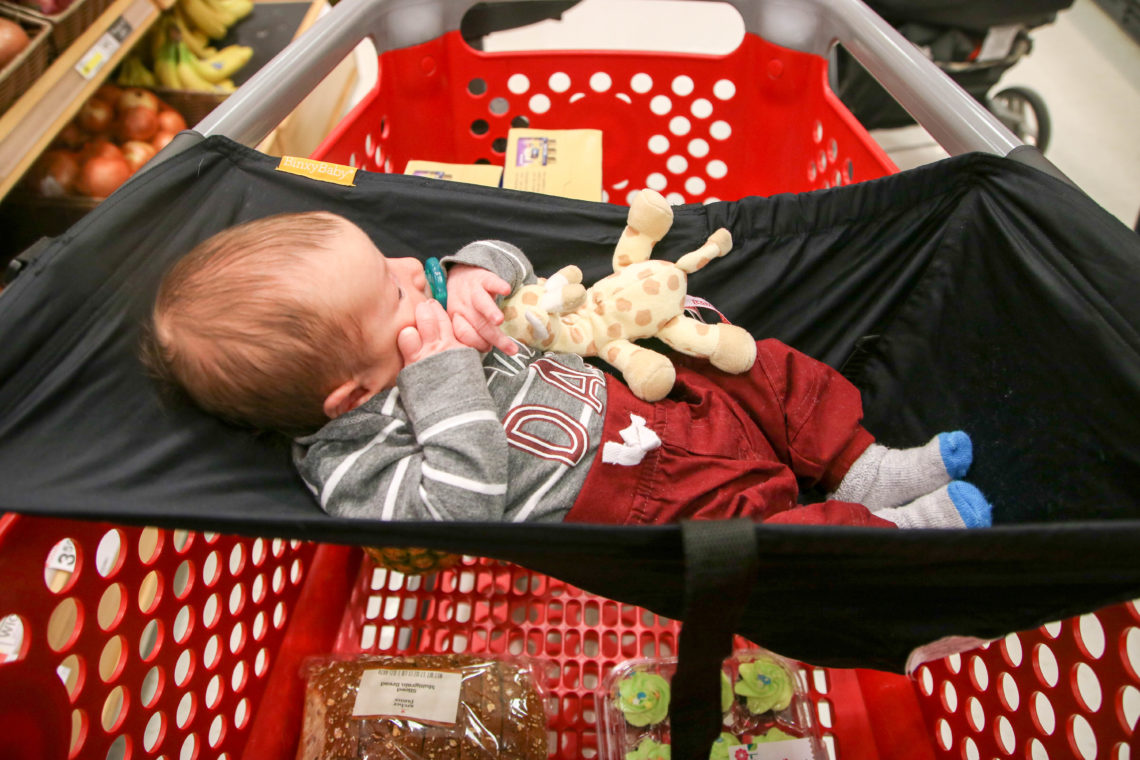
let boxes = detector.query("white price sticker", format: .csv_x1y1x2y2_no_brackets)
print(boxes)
0,614,24,662
725,738,817,760
46,538,78,573
75,16,133,80
352,668,463,724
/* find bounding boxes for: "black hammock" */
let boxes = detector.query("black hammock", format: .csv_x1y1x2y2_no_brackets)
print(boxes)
3,135,1139,696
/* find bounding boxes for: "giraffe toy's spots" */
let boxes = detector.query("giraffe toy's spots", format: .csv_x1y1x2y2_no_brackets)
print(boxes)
642,279,660,295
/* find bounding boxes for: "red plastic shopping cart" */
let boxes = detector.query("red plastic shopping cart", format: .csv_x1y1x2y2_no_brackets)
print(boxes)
3,0,1133,758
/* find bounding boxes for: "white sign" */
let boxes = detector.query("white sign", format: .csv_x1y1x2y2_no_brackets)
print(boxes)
352,668,463,724
46,538,78,573
725,738,817,760
0,614,24,662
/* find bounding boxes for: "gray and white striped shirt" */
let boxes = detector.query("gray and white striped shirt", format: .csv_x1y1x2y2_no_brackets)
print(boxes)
293,241,606,523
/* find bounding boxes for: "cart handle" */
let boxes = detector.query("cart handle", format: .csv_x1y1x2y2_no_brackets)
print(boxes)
196,0,1030,160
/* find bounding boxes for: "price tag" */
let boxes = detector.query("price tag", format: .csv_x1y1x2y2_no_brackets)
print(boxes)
352,668,463,724
75,16,133,80
726,738,817,760
0,614,24,663
46,538,78,573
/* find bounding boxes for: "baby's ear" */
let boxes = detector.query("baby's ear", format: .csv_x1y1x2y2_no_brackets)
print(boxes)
323,380,371,418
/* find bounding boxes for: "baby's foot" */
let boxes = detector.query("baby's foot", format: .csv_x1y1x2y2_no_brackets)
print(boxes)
830,431,973,511
874,481,993,529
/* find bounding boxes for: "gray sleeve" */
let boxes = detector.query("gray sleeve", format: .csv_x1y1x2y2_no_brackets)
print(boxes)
440,240,536,291
297,348,509,522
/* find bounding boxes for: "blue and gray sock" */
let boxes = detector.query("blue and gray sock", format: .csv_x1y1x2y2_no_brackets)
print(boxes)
830,431,973,512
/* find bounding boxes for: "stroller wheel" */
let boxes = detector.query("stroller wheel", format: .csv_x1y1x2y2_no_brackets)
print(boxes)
987,86,1052,153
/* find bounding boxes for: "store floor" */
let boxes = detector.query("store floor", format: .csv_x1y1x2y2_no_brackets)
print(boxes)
485,0,1140,228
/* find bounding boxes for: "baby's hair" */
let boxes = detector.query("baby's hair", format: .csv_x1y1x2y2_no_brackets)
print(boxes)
141,211,365,437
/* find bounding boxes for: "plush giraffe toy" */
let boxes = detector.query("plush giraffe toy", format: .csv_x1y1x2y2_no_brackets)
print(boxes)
500,189,757,402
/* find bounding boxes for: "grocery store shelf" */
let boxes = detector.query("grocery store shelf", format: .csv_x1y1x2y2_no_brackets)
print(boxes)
0,0,160,201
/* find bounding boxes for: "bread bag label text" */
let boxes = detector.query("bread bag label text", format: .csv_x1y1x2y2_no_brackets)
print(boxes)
352,668,463,724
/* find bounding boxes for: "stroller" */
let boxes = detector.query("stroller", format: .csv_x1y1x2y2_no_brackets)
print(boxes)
836,0,1073,151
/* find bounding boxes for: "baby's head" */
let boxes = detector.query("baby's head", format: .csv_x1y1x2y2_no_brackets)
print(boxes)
142,211,429,436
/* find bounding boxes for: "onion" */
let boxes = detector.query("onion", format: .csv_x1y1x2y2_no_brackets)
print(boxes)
156,108,187,133
116,87,159,114
77,97,114,134
55,122,88,149
80,138,123,162
151,129,177,152
27,150,80,197
0,18,29,70
121,140,157,173
118,106,158,142
77,155,132,198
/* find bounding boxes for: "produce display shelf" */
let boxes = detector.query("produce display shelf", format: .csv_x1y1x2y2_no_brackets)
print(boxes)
0,0,159,201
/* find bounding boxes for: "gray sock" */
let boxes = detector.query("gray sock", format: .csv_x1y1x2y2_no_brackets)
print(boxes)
875,482,993,529
830,432,972,511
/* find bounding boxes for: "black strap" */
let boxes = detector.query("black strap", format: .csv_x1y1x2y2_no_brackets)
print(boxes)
671,519,759,759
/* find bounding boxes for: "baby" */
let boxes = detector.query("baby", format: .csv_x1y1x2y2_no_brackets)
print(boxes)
143,210,992,529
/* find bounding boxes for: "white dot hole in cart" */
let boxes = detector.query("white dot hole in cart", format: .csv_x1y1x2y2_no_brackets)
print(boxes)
0,526,312,760
912,604,1140,760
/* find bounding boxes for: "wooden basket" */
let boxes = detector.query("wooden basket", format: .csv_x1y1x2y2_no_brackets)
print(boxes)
0,2,53,116
11,0,115,55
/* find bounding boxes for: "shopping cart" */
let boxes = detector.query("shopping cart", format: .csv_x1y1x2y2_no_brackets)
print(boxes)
2,0,1137,759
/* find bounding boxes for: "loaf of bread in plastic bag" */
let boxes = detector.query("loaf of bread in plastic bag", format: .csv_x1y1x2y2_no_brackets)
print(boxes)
297,653,547,759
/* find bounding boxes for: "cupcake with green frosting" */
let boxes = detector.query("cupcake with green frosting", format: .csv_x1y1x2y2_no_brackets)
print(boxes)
734,657,794,715
626,737,670,760
617,671,671,727
708,732,738,760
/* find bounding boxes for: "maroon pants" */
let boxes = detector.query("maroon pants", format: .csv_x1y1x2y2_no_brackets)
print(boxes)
565,339,895,527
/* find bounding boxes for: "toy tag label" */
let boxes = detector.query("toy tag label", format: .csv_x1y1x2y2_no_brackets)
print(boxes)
684,295,731,324
726,739,816,760
352,668,462,724
276,156,357,186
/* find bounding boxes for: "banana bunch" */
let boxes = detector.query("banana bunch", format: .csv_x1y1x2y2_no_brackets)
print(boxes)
178,0,254,41
154,38,249,93
117,54,158,88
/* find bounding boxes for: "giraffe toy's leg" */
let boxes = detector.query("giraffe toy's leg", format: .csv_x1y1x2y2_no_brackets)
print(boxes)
501,286,559,349
656,315,757,374
613,189,674,270
675,228,733,273
599,338,677,402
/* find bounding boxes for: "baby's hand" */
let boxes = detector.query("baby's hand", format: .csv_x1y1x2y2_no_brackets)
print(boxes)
397,300,465,365
446,264,519,355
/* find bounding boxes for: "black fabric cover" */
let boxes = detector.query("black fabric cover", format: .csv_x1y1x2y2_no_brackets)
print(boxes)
2,136,1140,671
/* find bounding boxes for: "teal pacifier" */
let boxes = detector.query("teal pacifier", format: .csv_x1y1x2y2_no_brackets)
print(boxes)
425,257,447,309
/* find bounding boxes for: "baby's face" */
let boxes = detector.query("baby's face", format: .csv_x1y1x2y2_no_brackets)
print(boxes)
320,219,430,393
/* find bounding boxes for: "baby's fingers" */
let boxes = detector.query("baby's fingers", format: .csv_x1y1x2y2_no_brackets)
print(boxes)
397,326,422,364
451,313,493,352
